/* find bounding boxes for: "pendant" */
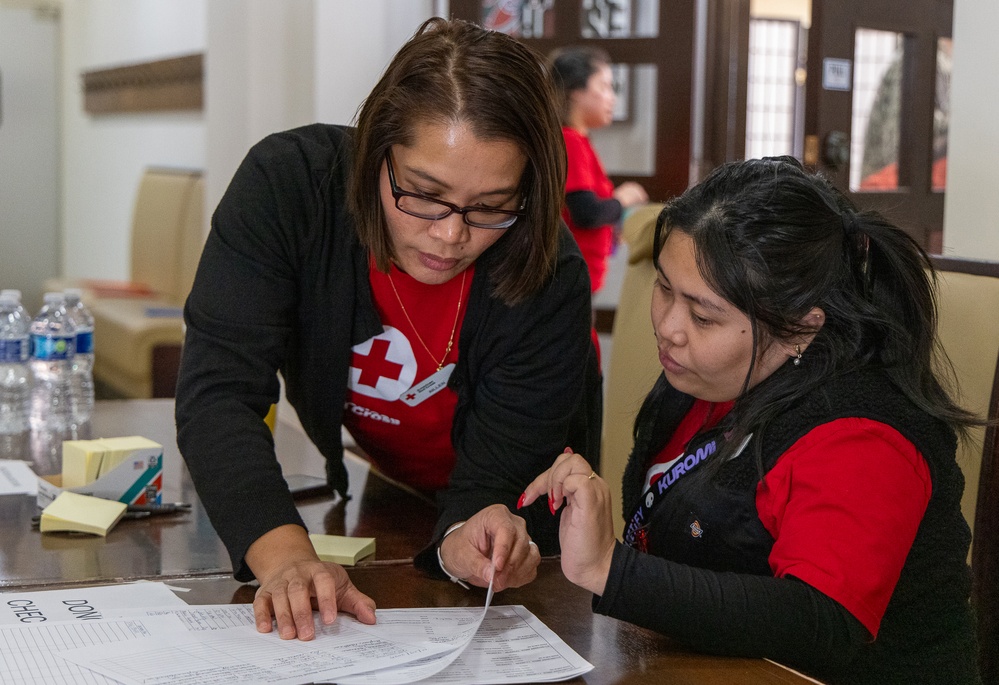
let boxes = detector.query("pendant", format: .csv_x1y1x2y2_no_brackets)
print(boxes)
400,363,455,407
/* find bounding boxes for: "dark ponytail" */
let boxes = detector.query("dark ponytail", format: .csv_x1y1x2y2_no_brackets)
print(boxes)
638,156,979,471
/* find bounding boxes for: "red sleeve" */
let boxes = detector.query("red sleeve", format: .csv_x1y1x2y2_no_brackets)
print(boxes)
563,128,607,195
755,418,931,637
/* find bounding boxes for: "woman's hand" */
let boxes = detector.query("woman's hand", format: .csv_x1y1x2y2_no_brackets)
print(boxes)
613,181,649,209
246,524,376,640
520,451,616,595
438,504,541,591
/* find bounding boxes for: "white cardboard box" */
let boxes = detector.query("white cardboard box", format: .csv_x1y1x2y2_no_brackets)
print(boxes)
36,437,163,509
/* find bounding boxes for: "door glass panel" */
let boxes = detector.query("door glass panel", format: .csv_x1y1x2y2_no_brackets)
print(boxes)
481,0,555,38
933,37,952,192
746,18,801,159
580,0,658,39
590,63,657,176
851,28,904,192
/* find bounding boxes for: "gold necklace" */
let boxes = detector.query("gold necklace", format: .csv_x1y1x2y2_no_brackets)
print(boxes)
388,268,466,371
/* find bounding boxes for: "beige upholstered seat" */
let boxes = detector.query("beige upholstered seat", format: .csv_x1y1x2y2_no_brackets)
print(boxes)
932,260,999,536
601,203,665,535
47,168,204,398
930,256,999,683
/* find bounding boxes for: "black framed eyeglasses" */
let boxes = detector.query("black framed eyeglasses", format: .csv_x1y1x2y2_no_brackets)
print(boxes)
385,152,525,230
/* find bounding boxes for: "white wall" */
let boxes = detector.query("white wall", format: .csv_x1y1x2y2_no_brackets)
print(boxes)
0,7,59,312
206,0,436,221
60,0,206,282
942,0,999,259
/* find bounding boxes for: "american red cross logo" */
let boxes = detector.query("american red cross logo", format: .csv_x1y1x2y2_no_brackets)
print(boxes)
355,338,403,387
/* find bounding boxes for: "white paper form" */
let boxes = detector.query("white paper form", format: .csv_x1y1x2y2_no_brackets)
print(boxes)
108,603,258,630
56,614,460,685
0,581,186,626
0,459,38,495
0,614,190,685
59,576,496,685
334,605,592,685
336,578,497,684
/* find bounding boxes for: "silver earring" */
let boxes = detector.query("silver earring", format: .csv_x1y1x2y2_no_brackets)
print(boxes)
793,345,802,367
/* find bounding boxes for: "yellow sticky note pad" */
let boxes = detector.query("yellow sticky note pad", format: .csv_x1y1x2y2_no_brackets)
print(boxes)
40,491,128,536
95,436,162,478
309,534,375,565
62,440,105,489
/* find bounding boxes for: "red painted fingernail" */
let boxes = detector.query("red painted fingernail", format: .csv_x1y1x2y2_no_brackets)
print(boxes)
564,446,573,453
516,493,526,509
548,495,557,515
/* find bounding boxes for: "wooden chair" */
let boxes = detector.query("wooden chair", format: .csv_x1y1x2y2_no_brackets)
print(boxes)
602,204,666,535
931,255,999,683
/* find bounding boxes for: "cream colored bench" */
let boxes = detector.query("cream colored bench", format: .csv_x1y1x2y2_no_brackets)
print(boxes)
48,168,204,398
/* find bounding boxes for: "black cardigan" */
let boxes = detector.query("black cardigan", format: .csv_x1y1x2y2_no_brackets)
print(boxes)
175,124,601,580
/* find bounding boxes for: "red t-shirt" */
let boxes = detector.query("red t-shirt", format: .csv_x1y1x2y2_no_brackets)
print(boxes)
757,417,931,636
342,260,473,492
643,399,734,490
646,403,931,637
562,127,615,293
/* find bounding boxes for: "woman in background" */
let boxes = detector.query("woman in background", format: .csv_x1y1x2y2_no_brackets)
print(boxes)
549,46,648,296
522,157,981,684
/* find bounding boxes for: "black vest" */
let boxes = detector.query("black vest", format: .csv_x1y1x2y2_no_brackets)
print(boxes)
623,369,980,685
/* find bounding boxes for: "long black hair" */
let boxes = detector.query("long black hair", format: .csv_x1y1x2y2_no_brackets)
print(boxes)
635,156,978,468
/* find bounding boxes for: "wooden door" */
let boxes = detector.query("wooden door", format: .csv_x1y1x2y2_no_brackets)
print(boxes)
450,0,696,204
804,0,953,251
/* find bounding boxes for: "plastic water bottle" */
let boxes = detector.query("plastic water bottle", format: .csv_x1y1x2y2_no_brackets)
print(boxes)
29,292,75,434
0,293,32,439
64,288,95,426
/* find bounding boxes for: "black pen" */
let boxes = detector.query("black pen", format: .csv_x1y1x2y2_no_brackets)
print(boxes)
126,502,192,514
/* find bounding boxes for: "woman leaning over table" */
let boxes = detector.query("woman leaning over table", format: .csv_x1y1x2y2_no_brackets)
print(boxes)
522,157,981,684
175,18,601,642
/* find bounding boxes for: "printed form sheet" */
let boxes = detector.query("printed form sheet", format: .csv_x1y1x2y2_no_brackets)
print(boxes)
0,459,38,495
1,578,592,684
0,582,188,685
56,576,593,685
56,580,498,685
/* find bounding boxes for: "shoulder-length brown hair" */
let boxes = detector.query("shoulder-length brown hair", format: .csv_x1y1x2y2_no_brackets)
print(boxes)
348,17,566,306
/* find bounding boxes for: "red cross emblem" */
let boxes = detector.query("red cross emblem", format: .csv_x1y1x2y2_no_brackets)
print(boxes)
355,338,403,387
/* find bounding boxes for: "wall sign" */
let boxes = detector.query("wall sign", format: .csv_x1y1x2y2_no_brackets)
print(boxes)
822,58,852,91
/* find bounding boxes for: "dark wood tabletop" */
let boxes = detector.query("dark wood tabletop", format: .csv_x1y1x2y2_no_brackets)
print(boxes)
0,399,436,588
0,400,818,684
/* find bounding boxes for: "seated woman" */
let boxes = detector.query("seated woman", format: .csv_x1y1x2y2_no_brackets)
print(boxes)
176,18,600,642
521,157,981,684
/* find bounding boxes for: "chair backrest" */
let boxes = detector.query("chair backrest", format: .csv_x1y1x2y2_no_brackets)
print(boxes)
129,168,205,306
931,255,999,684
602,203,665,535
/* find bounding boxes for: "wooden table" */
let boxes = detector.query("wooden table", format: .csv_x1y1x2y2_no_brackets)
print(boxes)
0,400,817,684
0,399,436,588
